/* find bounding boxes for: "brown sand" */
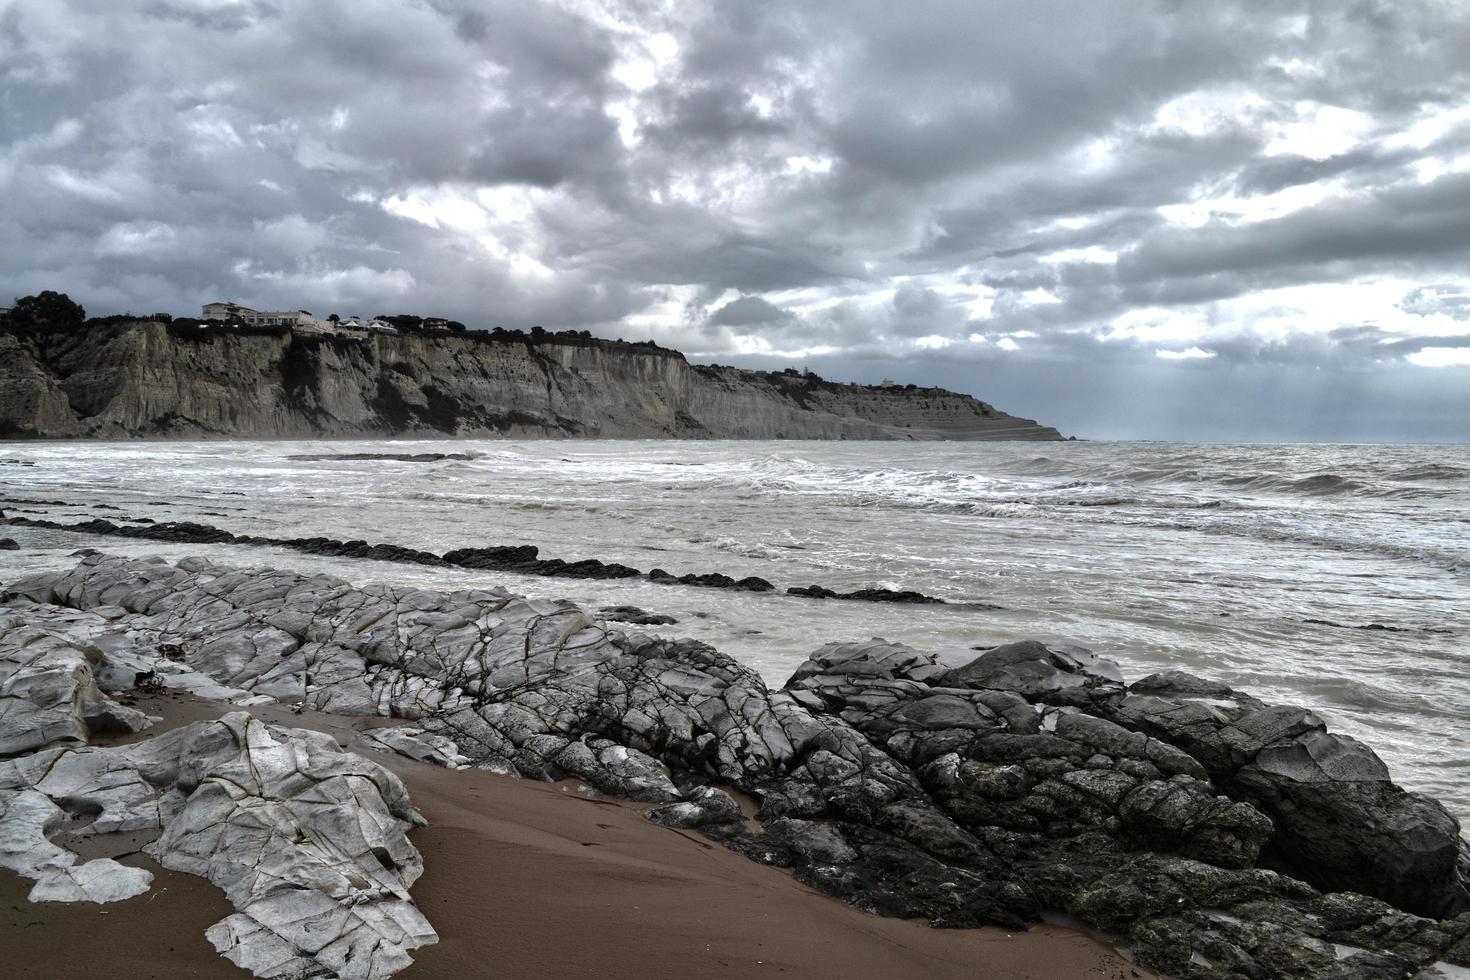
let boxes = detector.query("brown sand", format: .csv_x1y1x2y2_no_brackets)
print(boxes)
0,691,1150,979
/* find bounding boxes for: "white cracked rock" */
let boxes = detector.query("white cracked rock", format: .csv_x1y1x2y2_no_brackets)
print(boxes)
0,709,437,979
0,784,157,903
0,612,152,755
362,726,470,769
28,858,154,903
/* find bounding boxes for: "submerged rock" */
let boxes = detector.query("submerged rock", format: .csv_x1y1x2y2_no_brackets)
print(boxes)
786,584,946,603
598,605,678,626
4,554,1468,979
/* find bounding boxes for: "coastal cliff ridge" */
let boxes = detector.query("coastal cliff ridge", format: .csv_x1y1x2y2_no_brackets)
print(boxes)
0,320,1063,441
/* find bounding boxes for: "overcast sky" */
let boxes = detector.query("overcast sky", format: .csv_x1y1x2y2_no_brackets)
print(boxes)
3,1,1470,441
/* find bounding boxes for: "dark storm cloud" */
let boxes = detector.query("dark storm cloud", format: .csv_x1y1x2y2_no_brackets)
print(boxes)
3,0,1470,439
1119,171,1470,286
142,1,280,32
708,295,792,327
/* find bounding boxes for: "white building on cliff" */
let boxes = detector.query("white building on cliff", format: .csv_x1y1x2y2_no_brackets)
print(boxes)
202,302,335,333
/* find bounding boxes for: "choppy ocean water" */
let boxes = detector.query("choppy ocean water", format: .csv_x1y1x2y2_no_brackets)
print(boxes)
2,439,1466,817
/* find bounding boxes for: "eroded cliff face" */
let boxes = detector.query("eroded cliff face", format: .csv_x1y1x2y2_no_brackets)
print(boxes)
0,321,1063,440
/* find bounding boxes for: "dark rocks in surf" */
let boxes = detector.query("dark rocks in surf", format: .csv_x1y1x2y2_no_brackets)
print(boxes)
648,568,775,591
442,544,540,568
287,452,478,462
262,537,446,565
0,537,17,550
6,554,1470,979
787,584,945,604
4,516,239,545
598,605,678,626
443,545,641,580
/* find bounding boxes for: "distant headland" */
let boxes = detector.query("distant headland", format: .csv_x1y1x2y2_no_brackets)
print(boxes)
0,291,1063,441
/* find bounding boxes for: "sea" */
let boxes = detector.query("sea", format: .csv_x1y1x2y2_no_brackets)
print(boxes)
1,439,1466,818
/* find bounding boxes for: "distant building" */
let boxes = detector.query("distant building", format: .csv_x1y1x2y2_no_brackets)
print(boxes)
0,307,11,319
202,302,333,331
879,377,897,387
422,317,449,331
202,301,254,322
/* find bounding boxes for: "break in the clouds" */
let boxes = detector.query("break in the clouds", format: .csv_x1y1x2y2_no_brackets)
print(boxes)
3,0,1470,440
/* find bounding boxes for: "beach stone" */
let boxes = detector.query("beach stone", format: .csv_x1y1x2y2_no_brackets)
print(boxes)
0,537,18,550
362,726,470,769
28,859,154,903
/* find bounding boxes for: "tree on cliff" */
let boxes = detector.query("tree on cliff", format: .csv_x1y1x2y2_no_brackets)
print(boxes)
9,291,85,331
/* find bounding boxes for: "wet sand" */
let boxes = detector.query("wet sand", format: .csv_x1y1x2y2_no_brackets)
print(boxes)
0,691,1150,979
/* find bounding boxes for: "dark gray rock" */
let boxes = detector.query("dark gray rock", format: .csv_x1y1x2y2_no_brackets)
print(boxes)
1105,676,1469,919
943,640,1126,706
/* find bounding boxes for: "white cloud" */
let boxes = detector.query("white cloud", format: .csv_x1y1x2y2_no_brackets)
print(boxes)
1155,346,1216,360
1407,346,1470,367
1264,102,1375,160
1040,246,1118,265
97,221,175,256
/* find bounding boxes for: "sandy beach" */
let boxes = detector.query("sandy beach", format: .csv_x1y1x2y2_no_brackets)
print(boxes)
0,689,1147,979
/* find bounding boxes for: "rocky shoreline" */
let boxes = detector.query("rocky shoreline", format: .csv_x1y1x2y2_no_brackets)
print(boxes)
2,553,1468,979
